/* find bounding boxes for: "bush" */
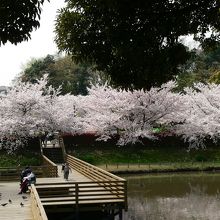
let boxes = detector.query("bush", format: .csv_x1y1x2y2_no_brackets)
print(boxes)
79,154,97,164
195,154,208,162
0,152,42,167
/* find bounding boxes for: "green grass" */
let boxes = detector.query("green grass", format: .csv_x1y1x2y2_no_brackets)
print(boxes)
98,161,220,173
0,152,42,167
67,146,220,173
69,145,220,165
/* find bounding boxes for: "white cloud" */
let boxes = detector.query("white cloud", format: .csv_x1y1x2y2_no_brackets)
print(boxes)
0,0,65,86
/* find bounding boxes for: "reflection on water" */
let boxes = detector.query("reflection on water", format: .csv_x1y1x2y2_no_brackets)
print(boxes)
119,172,220,220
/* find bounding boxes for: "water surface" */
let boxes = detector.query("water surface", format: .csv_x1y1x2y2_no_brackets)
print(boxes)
119,172,220,220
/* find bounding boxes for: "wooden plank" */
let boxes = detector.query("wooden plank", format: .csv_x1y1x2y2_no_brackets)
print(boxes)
31,184,48,220
41,197,76,202
40,192,124,202
42,199,124,206
0,182,33,220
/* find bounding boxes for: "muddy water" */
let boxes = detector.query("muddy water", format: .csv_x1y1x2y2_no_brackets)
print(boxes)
120,172,220,220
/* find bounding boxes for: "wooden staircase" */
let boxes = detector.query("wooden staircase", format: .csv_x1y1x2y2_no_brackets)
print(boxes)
42,148,64,164
41,135,67,164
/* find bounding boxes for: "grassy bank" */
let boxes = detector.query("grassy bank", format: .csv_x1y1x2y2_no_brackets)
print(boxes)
0,152,42,167
71,146,220,164
98,162,220,173
69,145,220,172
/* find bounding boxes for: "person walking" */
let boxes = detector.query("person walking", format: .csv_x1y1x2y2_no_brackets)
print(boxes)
63,163,71,181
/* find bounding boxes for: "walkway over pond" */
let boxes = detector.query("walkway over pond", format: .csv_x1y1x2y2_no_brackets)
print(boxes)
0,139,127,220
34,154,127,220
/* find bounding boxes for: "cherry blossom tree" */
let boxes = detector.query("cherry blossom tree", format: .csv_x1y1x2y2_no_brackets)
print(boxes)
80,81,185,145
0,75,83,152
42,94,85,134
1,74,219,151
0,76,50,151
174,83,220,148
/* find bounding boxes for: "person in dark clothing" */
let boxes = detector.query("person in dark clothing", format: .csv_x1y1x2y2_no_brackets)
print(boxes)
18,171,36,194
19,167,33,194
62,163,71,181
20,167,32,184
41,132,48,148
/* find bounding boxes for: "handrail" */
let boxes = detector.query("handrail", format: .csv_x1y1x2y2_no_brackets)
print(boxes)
42,155,58,177
66,154,125,181
42,155,57,167
31,184,48,220
66,154,127,209
0,164,58,181
35,181,126,208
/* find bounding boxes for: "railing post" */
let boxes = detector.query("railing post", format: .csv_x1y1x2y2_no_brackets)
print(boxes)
58,135,67,162
75,183,79,220
39,137,43,156
124,180,128,211
119,209,123,220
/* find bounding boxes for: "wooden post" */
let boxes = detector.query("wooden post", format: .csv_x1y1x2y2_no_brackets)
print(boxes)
39,137,43,156
119,209,123,220
58,135,67,162
75,183,79,220
124,181,128,211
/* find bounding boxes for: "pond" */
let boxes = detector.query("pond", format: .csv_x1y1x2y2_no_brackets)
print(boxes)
119,172,220,220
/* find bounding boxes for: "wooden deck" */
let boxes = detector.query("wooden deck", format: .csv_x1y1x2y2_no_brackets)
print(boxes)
0,164,92,220
0,182,32,220
36,157,127,215
0,153,127,220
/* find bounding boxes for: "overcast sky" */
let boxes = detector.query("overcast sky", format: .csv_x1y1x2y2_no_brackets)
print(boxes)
0,0,65,86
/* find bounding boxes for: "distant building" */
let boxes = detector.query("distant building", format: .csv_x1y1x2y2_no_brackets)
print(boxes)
0,86,10,96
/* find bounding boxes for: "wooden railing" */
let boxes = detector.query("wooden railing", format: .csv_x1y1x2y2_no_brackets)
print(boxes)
0,163,57,181
66,154,125,181
35,181,126,210
31,184,48,220
66,154,127,209
42,155,58,177
0,167,20,181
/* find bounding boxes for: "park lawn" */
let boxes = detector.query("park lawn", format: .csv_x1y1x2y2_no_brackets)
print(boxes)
71,145,220,165
98,161,220,173
0,152,42,167
69,145,220,173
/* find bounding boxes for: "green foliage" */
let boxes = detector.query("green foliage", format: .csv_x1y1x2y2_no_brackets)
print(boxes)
72,145,220,165
21,55,55,84
209,70,220,84
81,154,97,164
175,47,220,91
55,0,220,89
194,154,207,162
0,0,48,45
0,152,42,167
19,54,101,95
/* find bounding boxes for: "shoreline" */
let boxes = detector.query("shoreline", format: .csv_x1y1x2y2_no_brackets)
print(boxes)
111,167,220,175
98,163,220,175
